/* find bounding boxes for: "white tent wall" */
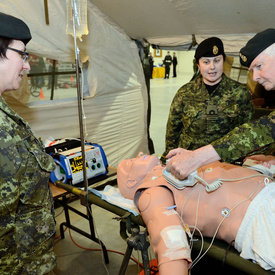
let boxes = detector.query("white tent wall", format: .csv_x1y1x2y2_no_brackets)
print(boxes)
91,0,275,53
1,1,149,166
2,0,275,167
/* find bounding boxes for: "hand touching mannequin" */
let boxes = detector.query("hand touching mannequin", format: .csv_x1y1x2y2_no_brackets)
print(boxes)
165,29,275,181
118,153,191,275
117,153,275,273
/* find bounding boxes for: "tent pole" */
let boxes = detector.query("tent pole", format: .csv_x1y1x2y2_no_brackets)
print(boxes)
43,0,49,25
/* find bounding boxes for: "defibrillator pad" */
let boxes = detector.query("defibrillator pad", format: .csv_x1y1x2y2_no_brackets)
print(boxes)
162,168,198,189
242,159,275,178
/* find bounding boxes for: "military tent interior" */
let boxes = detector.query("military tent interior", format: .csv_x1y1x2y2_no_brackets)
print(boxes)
1,0,275,167
1,1,275,274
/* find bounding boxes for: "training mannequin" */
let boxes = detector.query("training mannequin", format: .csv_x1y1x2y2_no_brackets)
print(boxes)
117,153,275,274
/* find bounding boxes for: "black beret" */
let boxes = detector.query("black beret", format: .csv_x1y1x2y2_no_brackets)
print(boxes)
195,37,225,63
240,28,275,68
0,12,31,45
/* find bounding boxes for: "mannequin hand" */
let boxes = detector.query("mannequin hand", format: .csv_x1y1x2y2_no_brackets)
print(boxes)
244,154,275,167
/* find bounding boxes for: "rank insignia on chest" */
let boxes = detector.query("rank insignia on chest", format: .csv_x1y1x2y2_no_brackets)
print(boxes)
206,105,218,121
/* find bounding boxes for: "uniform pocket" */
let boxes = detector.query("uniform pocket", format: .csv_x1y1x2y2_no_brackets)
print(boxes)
222,103,240,117
182,103,206,134
30,148,56,173
20,149,55,206
16,207,56,256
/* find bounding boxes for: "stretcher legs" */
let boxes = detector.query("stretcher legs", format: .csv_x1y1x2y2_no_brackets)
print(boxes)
58,195,109,264
119,228,151,275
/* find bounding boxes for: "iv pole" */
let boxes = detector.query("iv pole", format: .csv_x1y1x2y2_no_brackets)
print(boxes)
63,1,109,264
71,0,88,193
66,2,151,270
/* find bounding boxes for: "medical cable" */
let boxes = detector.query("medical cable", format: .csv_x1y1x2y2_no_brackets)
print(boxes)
64,227,144,269
191,177,266,268
85,202,145,274
85,200,110,275
188,185,205,265
188,169,205,264
195,172,273,192
179,183,205,264
180,167,270,268
188,225,204,265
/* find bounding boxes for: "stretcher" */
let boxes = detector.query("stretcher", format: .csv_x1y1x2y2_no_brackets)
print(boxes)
54,180,274,275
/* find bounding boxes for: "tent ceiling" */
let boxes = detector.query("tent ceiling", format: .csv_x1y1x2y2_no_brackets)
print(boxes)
91,0,275,50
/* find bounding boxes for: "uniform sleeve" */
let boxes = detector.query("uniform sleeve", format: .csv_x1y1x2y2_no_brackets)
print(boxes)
164,89,184,156
0,128,23,250
211,111,275,162
236,85,254,125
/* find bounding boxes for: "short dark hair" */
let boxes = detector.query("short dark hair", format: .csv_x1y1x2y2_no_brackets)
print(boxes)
0,37,12,59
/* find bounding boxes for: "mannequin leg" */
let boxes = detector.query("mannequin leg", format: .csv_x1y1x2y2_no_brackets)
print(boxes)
138,186,191,275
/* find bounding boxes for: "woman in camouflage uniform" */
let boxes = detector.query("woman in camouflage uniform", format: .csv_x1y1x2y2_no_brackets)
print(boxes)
163,37,253,157
165,29,275,181
0,13,57,274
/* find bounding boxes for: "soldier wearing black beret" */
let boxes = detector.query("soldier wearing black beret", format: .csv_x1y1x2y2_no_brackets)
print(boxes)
0,13,57,275
240,28,275,91
240,28,275,68
195,37,226,63
165,29,275,220
164,30,275,272
163,36,253,161
0,12,31,45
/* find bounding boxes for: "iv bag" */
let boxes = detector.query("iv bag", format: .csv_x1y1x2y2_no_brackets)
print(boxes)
66,0,89,39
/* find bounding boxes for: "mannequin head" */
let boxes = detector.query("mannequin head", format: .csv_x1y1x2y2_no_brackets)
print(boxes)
117,152,160,199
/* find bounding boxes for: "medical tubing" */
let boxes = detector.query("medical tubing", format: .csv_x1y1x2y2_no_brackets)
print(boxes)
188,225,204,267
179,184,204,263
191,177,266,268
194,173,273,192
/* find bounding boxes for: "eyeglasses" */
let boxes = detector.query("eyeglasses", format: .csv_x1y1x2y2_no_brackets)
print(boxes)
7,47,29,62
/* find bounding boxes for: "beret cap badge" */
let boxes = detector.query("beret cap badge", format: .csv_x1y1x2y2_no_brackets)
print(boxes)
194,37,225,63
213,45,219,55
239,28,275,67
239,53,247,63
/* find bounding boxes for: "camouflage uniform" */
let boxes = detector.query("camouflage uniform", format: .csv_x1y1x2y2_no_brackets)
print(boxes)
164,73,253,156
0,97,57,274
211,111,275,162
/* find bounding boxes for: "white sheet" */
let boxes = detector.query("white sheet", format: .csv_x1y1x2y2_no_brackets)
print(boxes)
88,185,139,216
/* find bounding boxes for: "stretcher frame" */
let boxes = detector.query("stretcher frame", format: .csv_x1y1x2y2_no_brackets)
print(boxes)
53,180,274,275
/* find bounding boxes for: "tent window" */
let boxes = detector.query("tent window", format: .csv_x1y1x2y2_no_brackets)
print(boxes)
27,54,79,103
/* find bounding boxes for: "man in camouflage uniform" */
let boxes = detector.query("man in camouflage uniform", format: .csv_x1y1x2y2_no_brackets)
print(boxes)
165,29,275,181
0,13,57,274
163,37,253,157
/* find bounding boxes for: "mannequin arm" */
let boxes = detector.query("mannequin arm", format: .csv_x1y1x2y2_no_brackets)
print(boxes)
137,186,191,275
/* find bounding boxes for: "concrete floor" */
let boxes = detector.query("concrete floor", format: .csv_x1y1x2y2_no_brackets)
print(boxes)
52,72,193,275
